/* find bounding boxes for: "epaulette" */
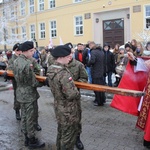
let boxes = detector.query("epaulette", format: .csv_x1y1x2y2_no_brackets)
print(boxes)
51,65,62,69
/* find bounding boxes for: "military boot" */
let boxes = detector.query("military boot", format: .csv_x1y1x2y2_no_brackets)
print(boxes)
28,137,45,149
34,124,42,131
24,134,29,146
75,134,84,150
15,109,21,120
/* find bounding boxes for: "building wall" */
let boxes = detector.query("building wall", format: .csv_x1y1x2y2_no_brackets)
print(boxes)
0,0,150,50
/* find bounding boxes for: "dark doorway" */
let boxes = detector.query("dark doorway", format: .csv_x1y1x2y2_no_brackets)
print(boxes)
103,18,124,49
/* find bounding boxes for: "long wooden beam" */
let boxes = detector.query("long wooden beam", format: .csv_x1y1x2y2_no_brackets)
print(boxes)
0,70,144,97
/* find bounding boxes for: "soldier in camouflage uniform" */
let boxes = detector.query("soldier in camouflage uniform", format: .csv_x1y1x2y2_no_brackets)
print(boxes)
65,43,88,150
47,44,80,150
7,43,22,120
13,41,45,149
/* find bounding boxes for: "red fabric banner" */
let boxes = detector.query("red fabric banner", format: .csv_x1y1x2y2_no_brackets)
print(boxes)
110,61,148,116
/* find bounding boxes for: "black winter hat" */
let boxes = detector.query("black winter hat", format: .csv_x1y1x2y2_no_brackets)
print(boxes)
21,41,34,52
51,45,71,58
103,43,110,49
125,43,132,49
13,43,20,51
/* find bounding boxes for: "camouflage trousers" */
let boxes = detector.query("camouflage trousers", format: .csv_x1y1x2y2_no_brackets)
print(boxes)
77,100,82,135
20,100,38,138
12,79,20,110
56,123,79,150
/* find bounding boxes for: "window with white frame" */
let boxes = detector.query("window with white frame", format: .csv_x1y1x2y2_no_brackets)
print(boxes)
30,24,35,40
39,0,44,11
29,0,34,14
39,23,45,39
75,16,83,35
20,1,25,16
21,26,26,39
74,0,82,3
145,5,150,29
49,0,55,9
50,20,57,37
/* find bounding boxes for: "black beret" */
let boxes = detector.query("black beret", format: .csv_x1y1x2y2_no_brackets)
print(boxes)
64,43,73,49
21,41,34,52
51,45,71,58
13,43,20,51
125,43,132,49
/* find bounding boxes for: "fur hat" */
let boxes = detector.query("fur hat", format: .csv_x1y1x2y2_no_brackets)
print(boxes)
21,41,34,52
119,45,125,50
51,45,71,58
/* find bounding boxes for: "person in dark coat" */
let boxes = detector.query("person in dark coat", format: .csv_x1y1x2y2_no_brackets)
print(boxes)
88,41,106,106
103,43,115,87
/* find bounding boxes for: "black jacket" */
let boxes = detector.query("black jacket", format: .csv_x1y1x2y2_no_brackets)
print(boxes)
88,47,104,78
103,50,115,73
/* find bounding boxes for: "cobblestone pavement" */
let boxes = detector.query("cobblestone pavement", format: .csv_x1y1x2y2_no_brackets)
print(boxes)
0,78,148,150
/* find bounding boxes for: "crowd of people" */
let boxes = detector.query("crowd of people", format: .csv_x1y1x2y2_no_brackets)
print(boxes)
1,39,150,149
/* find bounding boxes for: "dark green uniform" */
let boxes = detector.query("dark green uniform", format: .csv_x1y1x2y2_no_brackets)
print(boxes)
67,58,88,135
47,62,80,150
13,54,43,138
7,54,20,111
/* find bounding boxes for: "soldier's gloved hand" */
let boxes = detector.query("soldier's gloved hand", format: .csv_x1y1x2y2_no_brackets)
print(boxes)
2,72,14,81
3,72,8,82
43,78,49,87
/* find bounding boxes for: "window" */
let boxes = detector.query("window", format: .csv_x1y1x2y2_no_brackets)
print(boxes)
39,0,44,11
10,6,15,18
145,5,150,29
50,20,57,37
74,0,82,3
49,0,55,8
29,0,34,14
39,23,45,39
11,28,15,39
30,24,35,40
75,16,83,35
21,26,26,39
20,1,25,16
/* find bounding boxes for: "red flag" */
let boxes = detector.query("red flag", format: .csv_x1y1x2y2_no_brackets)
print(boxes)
111,61,148,116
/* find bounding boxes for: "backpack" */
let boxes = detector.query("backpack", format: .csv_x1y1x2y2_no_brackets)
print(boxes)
33,50,40,60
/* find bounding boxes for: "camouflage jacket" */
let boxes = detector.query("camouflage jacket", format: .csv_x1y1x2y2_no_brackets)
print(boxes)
47,53,55,67
13,54,43,103
67,58,88,82
7,54,18,71
47,62,80,125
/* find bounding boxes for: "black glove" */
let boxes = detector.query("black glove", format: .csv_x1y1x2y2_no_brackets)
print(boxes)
43,78,49,87
2,72,13,81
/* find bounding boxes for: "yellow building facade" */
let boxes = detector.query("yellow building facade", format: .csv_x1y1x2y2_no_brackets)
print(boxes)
0,0,150,50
